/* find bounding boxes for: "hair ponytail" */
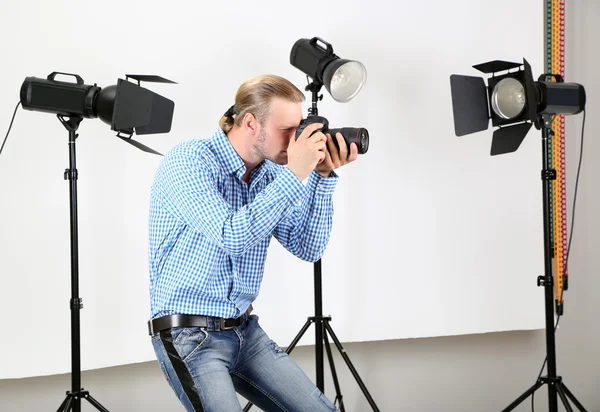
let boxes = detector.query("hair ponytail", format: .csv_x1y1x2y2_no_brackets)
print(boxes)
219,109,235,133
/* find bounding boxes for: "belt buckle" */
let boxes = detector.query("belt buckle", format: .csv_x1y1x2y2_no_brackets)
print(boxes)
220,317,237,331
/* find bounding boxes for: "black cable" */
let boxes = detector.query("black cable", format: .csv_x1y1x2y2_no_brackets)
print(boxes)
531,109,586,412
0,101,21,156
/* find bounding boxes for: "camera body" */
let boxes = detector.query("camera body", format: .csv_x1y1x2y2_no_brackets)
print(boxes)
295,115,369,154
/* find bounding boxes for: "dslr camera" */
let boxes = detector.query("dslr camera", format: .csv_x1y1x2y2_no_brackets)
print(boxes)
295,115,369,154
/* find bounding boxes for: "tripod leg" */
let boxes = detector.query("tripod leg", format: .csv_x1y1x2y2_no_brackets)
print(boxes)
323,330,345,412
501,380,544,412
324,321,380,412
56,396,70,412
286,320,313,354
60,397,74,412
555,382,574,412
243,320,314,411
559,383,588,412
85,394,110,412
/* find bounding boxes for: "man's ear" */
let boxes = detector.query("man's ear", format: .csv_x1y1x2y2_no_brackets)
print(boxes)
242,112,258,136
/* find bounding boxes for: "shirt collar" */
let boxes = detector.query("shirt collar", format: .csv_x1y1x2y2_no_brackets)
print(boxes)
211,128,246,176
211,128,269,182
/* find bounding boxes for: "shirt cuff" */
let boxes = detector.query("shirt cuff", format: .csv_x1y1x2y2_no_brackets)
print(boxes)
308,170,339,196
274,167,307,206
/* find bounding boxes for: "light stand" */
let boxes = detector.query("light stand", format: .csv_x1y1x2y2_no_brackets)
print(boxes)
14,71,174,410
244,82,380,412
55,115,109,412
501,114,586,412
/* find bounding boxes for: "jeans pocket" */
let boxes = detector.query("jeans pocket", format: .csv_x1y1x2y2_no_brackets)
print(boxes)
173,327,210,363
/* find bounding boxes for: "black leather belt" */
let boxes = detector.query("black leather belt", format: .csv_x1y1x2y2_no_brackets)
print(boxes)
148,305,252,335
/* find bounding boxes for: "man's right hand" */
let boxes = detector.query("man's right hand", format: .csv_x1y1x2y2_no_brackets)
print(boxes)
287,123,327,181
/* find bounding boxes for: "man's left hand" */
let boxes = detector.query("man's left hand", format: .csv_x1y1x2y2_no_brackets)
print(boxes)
315,133,359,177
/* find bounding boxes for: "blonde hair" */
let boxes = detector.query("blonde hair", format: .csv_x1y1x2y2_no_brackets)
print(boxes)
219,74,305,133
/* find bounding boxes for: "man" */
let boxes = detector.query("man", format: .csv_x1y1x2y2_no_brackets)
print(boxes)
148,74,358,411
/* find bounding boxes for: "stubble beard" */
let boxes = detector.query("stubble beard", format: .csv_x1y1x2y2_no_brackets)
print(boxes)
254,127,287,165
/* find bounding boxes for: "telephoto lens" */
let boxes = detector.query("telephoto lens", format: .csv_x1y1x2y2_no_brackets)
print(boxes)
328,127,369,154
295,116,369,154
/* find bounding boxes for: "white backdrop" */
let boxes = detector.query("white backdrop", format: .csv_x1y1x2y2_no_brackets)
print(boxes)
0,0,545,379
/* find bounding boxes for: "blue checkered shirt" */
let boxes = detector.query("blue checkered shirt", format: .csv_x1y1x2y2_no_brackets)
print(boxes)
148,128,339,319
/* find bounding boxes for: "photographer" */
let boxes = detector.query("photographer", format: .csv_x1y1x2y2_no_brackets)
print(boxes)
147,74,357,411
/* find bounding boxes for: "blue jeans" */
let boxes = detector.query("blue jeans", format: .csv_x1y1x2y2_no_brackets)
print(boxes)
151,314,339,412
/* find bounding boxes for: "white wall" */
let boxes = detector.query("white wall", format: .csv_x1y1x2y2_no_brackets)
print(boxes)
1,0,598,411
0,0,549,379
